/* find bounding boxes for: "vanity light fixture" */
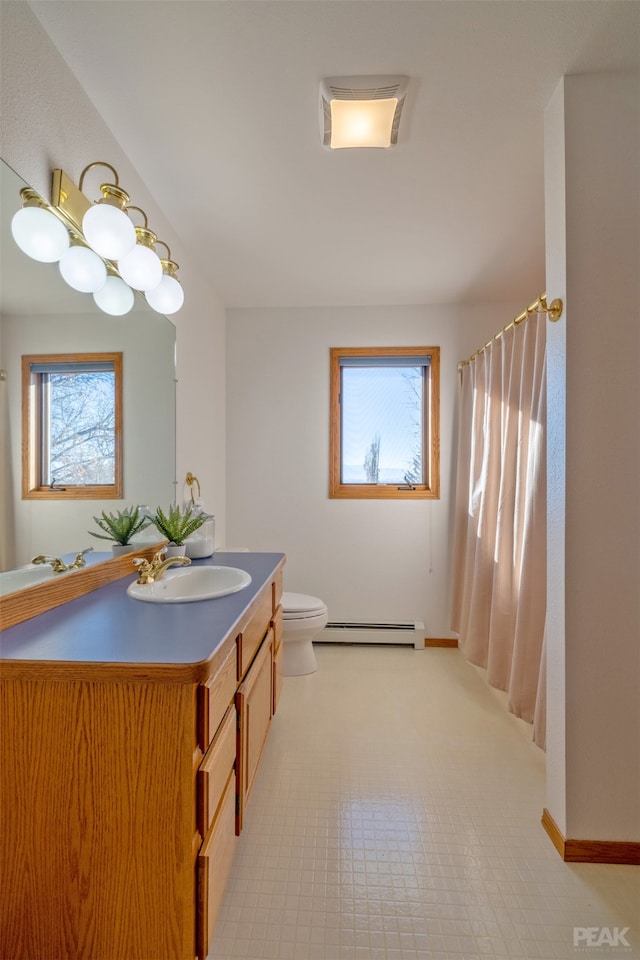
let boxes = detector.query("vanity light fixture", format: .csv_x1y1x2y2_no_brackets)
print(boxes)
117,206,163,292
80,163,137,260
58,238,108,293
145,242,185,315
320,75,409,149
93,275,136,316
11,188,70,262
10,162,185,316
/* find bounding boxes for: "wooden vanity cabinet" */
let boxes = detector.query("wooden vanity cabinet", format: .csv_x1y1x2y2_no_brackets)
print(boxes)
236,627,274,834
0,557,285,960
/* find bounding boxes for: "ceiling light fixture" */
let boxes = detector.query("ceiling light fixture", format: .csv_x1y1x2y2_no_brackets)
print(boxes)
10,162,184,316
320,75,409,149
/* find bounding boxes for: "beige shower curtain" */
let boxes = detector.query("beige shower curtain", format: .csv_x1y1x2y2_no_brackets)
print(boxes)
451,311,546,747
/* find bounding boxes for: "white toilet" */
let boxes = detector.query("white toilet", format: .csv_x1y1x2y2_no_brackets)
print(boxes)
281,592,328,676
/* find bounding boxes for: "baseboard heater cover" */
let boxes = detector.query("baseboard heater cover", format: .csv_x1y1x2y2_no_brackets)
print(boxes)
318,621,425,650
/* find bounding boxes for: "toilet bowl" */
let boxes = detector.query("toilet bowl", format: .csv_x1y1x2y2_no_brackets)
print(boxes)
281,592,328,676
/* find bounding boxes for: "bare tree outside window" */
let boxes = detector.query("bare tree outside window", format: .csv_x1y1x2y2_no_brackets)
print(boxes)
22,353,123,500
363,433,381,483
46,370,115,485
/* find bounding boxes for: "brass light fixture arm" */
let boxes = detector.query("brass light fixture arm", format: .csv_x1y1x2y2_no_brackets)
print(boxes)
154,239,181,274
78,161,121,192
125,205,150,229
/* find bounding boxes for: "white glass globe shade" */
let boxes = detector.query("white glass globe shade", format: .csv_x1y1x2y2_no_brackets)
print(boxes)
93,276,135,316
59,246,107,293
145,274,185,315
11,206,70,262
82,204,136,260
117,244,163,291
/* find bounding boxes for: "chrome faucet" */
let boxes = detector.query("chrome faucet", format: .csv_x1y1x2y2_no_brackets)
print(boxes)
32,547,94,574
132,550,191,584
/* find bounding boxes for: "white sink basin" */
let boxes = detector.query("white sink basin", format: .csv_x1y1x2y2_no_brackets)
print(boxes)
127,565,252,603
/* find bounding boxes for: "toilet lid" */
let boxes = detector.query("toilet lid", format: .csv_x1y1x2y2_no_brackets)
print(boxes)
282,592,327,618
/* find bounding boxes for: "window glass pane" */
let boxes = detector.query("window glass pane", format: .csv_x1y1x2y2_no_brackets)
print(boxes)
341,365,423,484
42,367,116,485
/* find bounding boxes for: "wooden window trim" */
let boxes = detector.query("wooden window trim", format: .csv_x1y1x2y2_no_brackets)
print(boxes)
329,346,440,500
22,352,123,500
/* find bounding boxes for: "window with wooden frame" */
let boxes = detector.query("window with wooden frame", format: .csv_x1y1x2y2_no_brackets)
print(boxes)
22,352,123,500
330,346,440,500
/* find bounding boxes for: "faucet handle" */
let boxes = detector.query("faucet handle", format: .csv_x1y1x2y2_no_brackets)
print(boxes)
31,555,67,573
71,546,94,569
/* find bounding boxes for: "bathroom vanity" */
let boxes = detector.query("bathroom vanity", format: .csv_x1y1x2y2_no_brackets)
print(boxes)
0,551,285,960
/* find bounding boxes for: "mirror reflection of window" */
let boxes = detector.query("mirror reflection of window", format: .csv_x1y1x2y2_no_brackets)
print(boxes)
22,352,123,499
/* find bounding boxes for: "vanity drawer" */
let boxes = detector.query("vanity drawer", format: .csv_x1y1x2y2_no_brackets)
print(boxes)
196,770,238,960
238,588,272,678
197,704,236,839
198,641,237,751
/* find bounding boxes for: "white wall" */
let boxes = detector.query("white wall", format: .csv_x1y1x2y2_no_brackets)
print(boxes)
226,302,523,637
0,3,228,548
545,74,640,842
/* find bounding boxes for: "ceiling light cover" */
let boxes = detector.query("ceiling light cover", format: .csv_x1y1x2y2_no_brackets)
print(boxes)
320,75,409,149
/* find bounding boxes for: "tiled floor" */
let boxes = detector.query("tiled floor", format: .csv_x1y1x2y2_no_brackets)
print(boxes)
209,645,639,960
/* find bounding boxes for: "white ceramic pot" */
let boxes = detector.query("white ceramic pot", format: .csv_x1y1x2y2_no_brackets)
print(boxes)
111,543,136,557
164,543,187,557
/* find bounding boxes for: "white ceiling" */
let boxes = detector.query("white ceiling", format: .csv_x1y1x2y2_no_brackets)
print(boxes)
22,1,640,309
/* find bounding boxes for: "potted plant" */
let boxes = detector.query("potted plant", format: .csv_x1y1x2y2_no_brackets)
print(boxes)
150,504,212,556
90,506,151,555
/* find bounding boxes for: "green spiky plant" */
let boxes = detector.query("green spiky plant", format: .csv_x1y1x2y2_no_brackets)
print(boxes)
90,506,151,545
150,504,211,546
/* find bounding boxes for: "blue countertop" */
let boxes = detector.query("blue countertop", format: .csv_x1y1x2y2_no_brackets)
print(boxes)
0,552,285,673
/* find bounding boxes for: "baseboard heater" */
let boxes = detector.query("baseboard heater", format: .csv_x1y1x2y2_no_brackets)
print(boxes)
317,621,425,650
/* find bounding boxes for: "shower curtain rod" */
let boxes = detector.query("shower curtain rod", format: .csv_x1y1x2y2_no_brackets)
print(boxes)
458,292,563,370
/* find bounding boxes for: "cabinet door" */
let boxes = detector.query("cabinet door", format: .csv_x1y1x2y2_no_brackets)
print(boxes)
198,639,237,751
196,771,237,960
197,704,237,839
272,605,283,715
238,588,272,677
236,630,273,833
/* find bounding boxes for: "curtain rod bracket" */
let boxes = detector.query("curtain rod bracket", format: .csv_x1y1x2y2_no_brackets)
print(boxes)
545,298,563,322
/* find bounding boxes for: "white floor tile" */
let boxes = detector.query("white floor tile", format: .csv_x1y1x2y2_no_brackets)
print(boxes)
209,645,639,960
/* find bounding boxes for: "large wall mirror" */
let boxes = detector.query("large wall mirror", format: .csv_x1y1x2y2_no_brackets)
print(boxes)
0,159,176,573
